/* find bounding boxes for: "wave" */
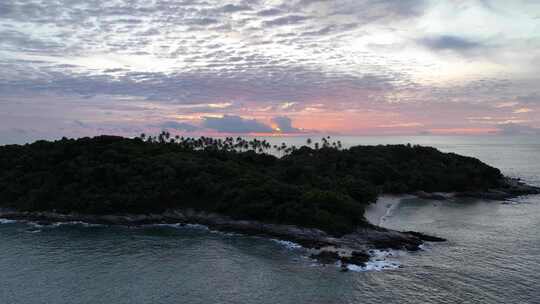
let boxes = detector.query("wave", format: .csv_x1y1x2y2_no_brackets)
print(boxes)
26,229,42,234
49,221,106,228
270,239,303,249
418,243,431,251
0,218,18,224
0,218,105,228
343,249,402,272
346,260,401,272
142,223,241,237
141,223,303,250
379,200,401,226
142,223,211,231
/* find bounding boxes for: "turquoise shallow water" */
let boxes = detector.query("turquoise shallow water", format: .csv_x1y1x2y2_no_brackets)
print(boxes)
1,135,539,304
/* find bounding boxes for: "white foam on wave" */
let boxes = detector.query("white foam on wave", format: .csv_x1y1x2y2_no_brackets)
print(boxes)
270,239,303,250
369,249,399,259
0,218,18,224
26,229,42,234
143,222,248,238
27,221,44,228
24,221,106,228
209,230,241,237
185,223,210,231
145,223,182,228
346,260,401,272
418,243,431,251
342,249,402,272
143,223,303,247
50,221,105,228
1,218,107,228
143,223,211,231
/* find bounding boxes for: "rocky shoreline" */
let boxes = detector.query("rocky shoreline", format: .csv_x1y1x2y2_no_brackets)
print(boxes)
413,177,540,201
0,208,445,270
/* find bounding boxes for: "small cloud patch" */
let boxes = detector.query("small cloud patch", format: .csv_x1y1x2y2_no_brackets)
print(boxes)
271,116,302,133
513,108,533,114
418,35,484,52
202,115,273,133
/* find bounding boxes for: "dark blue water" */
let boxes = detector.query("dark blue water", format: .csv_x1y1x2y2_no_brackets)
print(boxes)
1,136,539,304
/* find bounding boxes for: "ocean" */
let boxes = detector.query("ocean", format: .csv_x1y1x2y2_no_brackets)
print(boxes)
1,135,539,304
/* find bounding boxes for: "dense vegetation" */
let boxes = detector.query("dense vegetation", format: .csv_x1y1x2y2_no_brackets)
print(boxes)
0,134,503,235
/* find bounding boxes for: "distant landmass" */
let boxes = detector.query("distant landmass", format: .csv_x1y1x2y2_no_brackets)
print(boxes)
0,133,538,269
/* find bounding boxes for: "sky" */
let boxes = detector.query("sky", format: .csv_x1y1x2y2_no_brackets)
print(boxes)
1,0,540,142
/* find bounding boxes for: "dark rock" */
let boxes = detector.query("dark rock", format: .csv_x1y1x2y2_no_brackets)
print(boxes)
310,250,340,264
35,221,53,226
369,232,423,251
456,190,511,200
340,251,370,267
404,243,422,251
405,231,446,242
457,178,540,200
414,191,447,200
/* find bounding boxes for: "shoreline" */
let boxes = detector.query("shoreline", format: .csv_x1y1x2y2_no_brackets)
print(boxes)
412,177,540,201
0,207,445,270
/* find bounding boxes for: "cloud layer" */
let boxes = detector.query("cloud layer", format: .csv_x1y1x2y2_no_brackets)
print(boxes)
0,0,539,141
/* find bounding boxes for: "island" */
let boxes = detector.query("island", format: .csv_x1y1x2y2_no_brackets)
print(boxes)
0,133,538,269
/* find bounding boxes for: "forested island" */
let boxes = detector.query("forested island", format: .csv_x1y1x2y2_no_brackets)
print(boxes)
1,134,538,268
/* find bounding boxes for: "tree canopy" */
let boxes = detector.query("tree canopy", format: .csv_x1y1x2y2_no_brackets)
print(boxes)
0,134,503,235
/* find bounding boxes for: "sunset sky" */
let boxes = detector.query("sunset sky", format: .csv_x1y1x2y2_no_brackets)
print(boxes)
1,0,539,142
